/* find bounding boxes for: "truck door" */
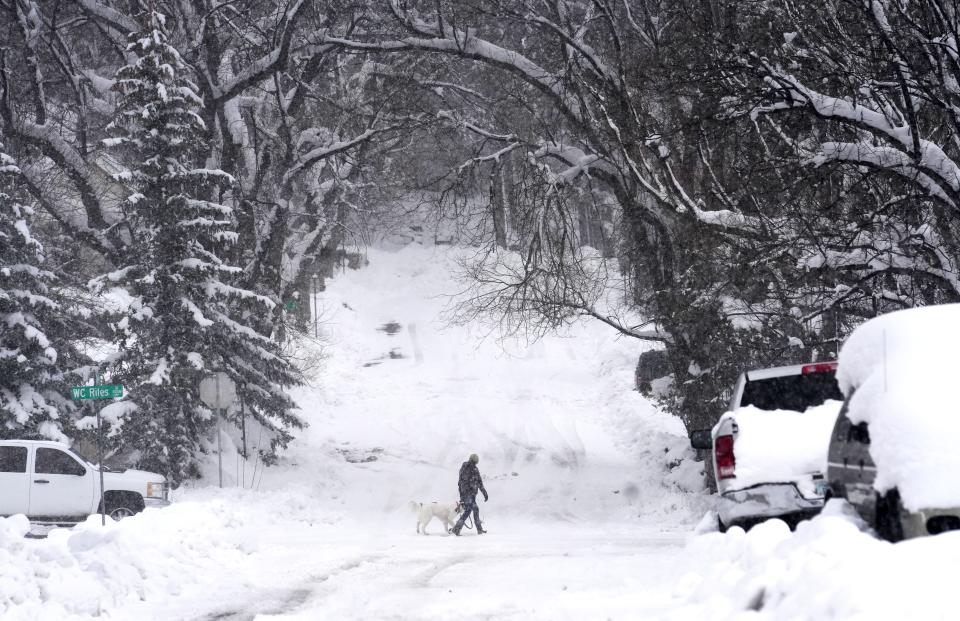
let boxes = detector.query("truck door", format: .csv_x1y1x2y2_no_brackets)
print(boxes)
0,445,30,516
28,447,94,518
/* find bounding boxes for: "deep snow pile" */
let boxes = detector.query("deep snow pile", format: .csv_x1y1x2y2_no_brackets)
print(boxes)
0,488,339,620
716,401,842,494
684,501,960,620
837,303,960,510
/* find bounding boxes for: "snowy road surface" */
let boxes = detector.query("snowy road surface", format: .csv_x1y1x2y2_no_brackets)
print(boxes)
3,495,707,621
184,522,694,621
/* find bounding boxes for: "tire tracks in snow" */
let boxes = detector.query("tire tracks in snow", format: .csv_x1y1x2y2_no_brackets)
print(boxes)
199,554,385,621
261,535,691,620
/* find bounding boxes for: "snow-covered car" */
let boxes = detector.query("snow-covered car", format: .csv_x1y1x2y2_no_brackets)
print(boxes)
827,304,960,542
0,439,169,521
691,361,843,530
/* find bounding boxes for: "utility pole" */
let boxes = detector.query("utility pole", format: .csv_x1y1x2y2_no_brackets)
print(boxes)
216,374,224,488
240,394,246,460
311,273,319,338
199,371,237,489
95,369,106,526
217,410,223,488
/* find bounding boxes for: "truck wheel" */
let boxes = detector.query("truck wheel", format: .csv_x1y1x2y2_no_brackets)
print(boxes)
875,489,904,542
108,505,137,520
103,492,144,521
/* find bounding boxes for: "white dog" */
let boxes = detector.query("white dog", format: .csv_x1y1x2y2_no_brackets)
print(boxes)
410,500,462,535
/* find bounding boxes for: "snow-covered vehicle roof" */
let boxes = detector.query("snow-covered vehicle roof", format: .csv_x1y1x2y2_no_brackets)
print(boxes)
837,304,960,510
0,439,70,448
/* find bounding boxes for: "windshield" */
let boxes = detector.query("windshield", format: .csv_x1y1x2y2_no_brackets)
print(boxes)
740,371,843,412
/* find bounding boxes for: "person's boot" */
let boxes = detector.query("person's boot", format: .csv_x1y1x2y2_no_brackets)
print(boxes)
452,523,462,536
477,524,487,534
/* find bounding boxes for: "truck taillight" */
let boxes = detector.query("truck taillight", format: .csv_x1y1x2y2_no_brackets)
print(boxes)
802,362,838,374
715,434,736,479
147,482,167,499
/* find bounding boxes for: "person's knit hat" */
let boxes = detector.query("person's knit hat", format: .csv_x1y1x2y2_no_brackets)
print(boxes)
469,453,479,464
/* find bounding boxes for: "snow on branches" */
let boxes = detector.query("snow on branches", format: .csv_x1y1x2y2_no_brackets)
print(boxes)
100,11,302,484
0,143,82,441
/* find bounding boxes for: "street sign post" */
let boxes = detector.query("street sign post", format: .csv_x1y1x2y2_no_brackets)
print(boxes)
199,372,238,488
70,377,122,526
70,384,123,400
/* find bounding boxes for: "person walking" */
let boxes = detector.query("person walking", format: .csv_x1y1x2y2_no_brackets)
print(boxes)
452,453,488,535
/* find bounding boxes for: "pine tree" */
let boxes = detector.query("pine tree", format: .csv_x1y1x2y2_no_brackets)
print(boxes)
101,11,303,484
0,140,82,440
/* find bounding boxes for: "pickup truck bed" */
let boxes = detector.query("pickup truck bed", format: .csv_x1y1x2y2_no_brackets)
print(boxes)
692,361,843,530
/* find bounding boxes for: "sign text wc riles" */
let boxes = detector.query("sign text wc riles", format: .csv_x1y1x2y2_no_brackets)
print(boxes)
70,384,123,400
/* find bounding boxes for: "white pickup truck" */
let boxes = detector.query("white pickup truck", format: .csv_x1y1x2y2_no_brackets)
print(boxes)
691,361,843,531
0,439,169,521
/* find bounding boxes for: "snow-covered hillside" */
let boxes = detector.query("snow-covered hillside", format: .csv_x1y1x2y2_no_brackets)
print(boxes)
264,245,704,523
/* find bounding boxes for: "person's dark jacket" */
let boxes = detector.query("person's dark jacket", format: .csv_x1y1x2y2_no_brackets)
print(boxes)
457,461,487,502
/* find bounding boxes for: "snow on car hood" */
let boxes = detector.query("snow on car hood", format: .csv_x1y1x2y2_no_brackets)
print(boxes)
102,468,165,484
837,303,960,511
717,400,842,494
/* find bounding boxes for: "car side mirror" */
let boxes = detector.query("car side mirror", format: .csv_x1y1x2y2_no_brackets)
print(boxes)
689,429,713,450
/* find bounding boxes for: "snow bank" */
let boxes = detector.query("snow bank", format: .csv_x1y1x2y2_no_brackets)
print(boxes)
595,341,708,500
0,488,339,620
837,304,960,510
717,401,841,494
683,501,960,619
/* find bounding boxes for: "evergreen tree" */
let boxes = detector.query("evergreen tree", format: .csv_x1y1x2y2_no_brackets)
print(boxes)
101,11,303,484
0,140,82,439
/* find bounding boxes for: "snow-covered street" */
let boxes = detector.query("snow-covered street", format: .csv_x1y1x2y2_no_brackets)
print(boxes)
2,491,704,621
155,518,694,621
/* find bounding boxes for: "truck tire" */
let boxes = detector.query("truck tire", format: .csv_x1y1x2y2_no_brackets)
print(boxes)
102,492,145,521
875,489,904,542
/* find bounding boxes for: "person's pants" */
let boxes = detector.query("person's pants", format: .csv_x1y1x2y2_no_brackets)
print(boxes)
455,498,481,531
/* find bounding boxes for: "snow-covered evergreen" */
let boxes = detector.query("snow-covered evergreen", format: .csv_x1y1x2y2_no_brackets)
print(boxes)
100,11,302,484
0,141,81,441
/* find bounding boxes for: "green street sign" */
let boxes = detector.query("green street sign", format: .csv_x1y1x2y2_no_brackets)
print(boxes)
284,299,297,311
70,384,123,400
